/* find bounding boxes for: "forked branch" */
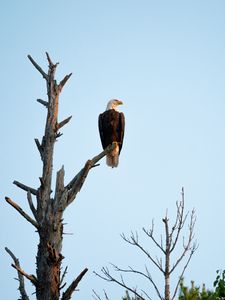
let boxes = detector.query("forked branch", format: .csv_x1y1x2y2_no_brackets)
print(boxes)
94,268,145,300
96,190,197,300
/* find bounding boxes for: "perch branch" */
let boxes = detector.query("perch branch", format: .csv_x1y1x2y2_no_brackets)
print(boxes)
66,143,116,191
5,247,30,300
5,197,38,228
27,55,48,80
61,267,88,300
66,143,117,206
13,180,37,196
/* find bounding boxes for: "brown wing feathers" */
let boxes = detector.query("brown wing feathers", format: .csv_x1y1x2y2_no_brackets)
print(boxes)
98,109,124,151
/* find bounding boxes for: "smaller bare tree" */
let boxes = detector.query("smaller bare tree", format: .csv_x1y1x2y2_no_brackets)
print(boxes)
94,188,198,300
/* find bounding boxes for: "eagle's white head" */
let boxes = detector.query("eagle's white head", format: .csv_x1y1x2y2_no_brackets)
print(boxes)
106,99,123,111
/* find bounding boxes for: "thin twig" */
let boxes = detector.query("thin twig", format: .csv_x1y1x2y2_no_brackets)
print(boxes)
170,210,196,274
171,245,197,300
34,138,44,161
111,264,162,300
143,223,165,254
94,268,145,300
60,266,68,288
121,232,164,273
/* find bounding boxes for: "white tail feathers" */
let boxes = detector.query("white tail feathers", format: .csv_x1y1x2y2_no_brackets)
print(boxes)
106,143,119,168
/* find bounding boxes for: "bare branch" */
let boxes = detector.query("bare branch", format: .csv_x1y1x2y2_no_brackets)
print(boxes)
57,116,72,130
170,190,188,253
94,268,145,300
111,264,162,300
143,221,165,254
46,51,57,67
34,138,44,161
171,244,197,300
5,247,30,300
27,54,48,80
13,180,37,196
92,290,103,300
27,191,37,220
145,266,163,300
121,232,164,273
92,290,110,300
58,73,72,92
60,266,68,287
37,98,48,108
66,143,117,206
61,268,88,300
5,197,38,228
170,209,196,274
12,263,38,286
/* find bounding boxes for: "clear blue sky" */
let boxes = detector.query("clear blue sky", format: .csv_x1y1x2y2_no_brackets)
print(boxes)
1,1,225,299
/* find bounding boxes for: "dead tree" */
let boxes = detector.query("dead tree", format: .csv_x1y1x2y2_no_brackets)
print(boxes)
5,53,115,300
95,188,198,300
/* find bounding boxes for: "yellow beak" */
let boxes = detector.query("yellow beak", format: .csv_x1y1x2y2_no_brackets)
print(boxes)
117,100,123,105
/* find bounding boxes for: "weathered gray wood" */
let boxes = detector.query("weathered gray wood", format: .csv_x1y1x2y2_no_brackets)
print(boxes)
61,268,88,300
6,53,113,300
5,197,38,228
13,180,37,195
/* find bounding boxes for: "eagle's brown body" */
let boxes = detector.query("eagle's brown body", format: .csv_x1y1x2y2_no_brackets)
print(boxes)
98,102,125,167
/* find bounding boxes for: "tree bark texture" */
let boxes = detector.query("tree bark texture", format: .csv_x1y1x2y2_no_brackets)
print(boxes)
5,53,115,300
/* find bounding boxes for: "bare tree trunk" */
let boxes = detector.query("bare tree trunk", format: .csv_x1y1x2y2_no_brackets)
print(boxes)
5,53,116,300
164,216,170,300
34,53,64,300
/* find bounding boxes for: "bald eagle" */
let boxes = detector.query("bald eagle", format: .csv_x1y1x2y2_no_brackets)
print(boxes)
98,99,125,168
